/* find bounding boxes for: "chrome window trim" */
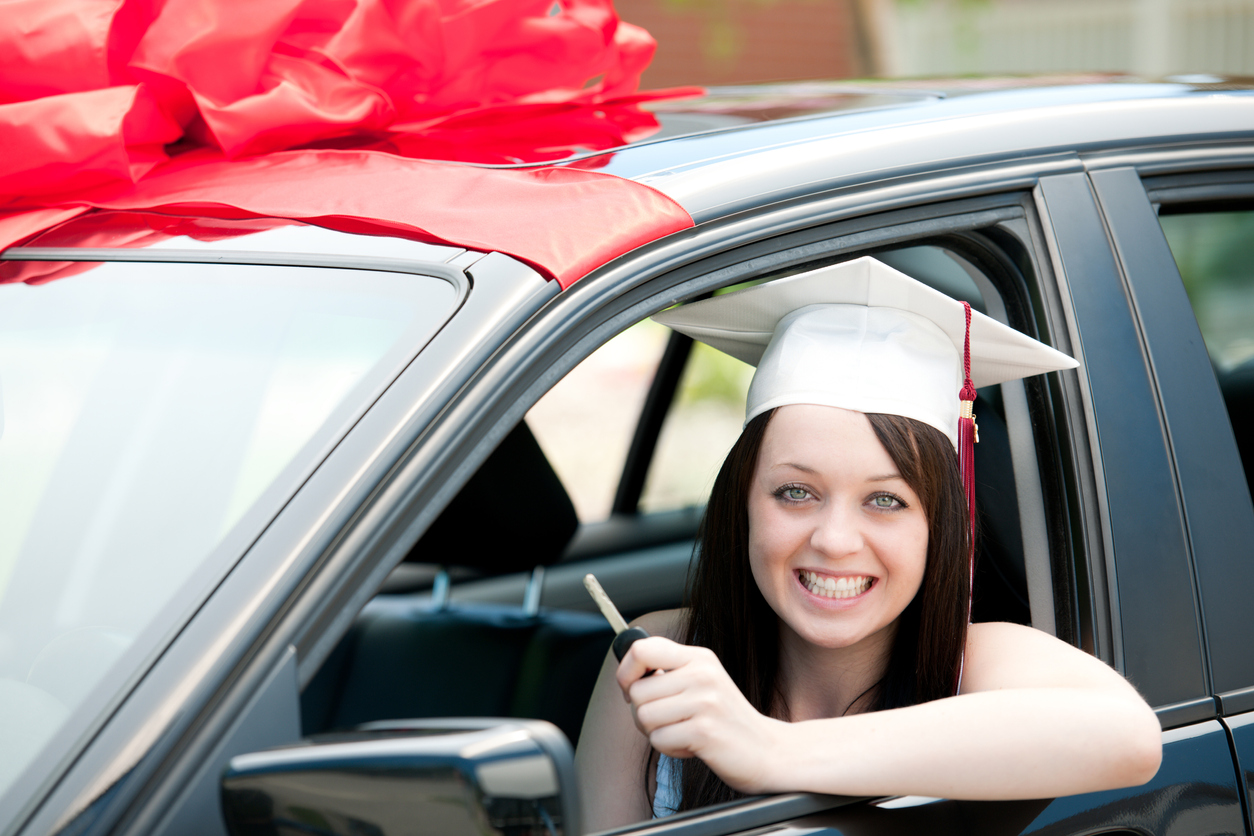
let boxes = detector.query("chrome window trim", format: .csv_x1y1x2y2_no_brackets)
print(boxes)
2,248,469,292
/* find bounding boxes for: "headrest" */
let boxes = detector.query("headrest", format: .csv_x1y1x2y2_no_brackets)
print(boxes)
406,421,579,575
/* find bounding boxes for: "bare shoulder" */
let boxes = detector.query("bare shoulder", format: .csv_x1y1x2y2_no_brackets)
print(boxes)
962,621,1135,694
966,621,1067,654
629,608,688,641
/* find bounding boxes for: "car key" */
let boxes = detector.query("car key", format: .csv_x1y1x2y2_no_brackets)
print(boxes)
583,574,653,666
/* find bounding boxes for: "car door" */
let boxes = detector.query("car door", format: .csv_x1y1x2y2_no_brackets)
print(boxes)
549,172,1249,834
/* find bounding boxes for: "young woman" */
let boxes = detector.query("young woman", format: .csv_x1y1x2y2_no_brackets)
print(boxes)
575,257,1162,830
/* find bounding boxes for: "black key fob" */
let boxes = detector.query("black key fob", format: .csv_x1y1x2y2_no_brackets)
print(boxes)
612,625,651,662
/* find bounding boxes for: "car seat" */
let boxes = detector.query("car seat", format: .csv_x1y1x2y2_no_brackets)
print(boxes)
301,421,614,745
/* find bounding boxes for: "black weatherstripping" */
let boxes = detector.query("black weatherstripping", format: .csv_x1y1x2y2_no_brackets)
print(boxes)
1036,173,1206,707
613,330,694,516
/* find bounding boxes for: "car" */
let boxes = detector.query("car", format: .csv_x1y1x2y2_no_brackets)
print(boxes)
1,76,1253,836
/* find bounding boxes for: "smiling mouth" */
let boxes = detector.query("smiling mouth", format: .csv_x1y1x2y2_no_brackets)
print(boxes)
798,569,874,599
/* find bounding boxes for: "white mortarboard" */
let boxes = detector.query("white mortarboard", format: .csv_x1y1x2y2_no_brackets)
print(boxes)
652,256,1078,447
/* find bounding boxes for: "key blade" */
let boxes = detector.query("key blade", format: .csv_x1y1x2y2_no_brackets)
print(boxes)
583,573,629,635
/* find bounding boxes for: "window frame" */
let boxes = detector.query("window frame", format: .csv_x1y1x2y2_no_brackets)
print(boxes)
1137,170,1254,711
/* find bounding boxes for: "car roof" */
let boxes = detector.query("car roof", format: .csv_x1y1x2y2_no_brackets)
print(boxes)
582,79,1254,221
590,75,1254,166
5,78,1251,287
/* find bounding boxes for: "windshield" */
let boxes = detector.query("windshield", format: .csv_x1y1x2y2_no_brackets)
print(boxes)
0,260,459,801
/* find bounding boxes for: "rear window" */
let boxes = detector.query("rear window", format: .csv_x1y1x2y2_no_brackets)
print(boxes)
1159,207,1254,489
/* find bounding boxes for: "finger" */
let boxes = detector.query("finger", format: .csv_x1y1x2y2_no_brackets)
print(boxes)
633,636,714,671
615,636,685,689
634,692,703,733
627,664,691,705
617,637,717,691
648,720,701,759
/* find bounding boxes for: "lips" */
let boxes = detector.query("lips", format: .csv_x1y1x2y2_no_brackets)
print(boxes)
798,568,873,599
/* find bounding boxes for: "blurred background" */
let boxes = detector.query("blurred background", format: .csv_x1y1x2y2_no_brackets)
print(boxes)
527,0,1254,525
618,0,1254,87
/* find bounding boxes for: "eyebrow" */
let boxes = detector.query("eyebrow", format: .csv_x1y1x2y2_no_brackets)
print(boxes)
777,463,903,483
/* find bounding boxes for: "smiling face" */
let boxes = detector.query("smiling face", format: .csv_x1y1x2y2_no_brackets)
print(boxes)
747,404,929,654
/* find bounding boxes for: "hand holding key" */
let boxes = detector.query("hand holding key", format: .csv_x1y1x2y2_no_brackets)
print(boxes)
582,574,782,791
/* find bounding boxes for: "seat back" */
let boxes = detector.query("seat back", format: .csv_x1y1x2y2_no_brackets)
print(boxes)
301,420,611,745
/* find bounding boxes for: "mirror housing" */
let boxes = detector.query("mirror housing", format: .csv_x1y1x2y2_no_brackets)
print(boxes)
221,718,580,836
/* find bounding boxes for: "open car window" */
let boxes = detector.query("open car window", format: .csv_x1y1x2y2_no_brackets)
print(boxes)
317,236,1061,788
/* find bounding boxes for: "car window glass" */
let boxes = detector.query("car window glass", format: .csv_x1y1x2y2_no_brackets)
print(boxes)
526,319,670,521
0,261,457,797
638,341,753,514
1159,208,1254,489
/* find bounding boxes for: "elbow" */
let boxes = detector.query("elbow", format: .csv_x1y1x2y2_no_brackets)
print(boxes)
1122,738,1162,787
1117,704,1163,787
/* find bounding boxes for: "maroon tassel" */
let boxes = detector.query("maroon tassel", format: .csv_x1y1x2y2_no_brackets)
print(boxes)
958,399,977,622
955,303,978,695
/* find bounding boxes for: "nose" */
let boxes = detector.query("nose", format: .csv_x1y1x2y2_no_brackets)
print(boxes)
809,501,864,558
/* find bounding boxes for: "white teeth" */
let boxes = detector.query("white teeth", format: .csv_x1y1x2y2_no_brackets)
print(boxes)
799,570,872,599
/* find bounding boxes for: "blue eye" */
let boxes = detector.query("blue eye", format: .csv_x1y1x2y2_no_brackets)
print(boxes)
774,484,811,503
872,494,903,509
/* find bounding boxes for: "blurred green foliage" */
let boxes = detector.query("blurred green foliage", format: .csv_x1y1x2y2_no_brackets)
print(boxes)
677,340,754,407
1160,211,1254,294
653,0,825,71
1160,209,1254,370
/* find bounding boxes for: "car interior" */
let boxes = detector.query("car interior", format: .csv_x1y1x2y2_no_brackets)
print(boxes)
300,244,1044,752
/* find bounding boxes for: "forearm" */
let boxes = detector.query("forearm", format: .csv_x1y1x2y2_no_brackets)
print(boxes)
577,647,658,830
767,688,1162,800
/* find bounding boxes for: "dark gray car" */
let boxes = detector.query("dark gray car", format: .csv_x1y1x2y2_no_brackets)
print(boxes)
1,78,1252,836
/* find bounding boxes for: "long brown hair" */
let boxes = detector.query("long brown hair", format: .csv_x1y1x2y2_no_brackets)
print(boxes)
669,408,970,812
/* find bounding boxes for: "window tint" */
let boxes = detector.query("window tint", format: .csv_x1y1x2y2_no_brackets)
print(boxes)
1159,208,1254,485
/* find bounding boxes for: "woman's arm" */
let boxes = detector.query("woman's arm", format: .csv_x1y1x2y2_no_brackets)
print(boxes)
618,621,1162,801
575,609,684,831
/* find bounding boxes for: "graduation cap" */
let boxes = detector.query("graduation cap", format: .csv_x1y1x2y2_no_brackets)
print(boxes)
653,256,1078,644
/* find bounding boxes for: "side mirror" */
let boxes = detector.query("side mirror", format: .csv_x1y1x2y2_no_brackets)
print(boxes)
221,718,580,836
